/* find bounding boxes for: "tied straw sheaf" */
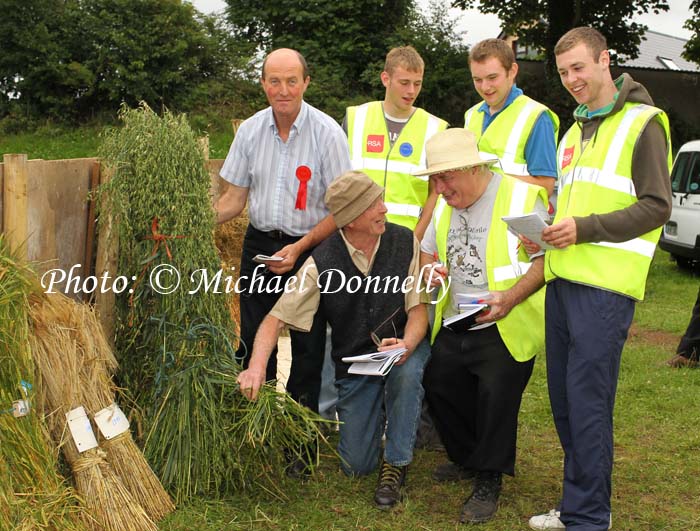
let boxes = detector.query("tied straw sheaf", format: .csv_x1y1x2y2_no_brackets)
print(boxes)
97,103,333,504
0,237,87,531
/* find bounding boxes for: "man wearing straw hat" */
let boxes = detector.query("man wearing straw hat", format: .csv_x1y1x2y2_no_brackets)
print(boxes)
417,128,547,523
237,170,431,510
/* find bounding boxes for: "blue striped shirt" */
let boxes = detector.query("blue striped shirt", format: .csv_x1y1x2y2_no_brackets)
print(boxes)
220,101,351,236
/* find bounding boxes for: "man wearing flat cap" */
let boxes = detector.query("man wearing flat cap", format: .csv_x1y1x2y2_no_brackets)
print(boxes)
237,170,431,510
417,128,547,524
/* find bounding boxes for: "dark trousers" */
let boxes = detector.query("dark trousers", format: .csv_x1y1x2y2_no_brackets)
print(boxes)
546,280,634,531
236,225,326,412
424,324,534,476
677,285,700,361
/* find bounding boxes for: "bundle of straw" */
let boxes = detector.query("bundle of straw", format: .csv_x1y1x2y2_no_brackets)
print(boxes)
30,294,157,531
0,238,87,531
98,104,330,503
35,292,174,521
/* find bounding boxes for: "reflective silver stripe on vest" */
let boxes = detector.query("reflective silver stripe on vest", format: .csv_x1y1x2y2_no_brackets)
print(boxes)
602,104,652,177
505,180,529,277
357,157,428,180
501,100,539,176
494,262,532,282
465,107,475,126
351,103,370,169
385,202,422,219
591,237,657,258
433,198,448,232
560,165,637,197
419,114,444,169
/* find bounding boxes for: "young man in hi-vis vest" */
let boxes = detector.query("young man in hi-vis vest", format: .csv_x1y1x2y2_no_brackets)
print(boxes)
528,27,672,531
465,38,559,198
345,46,448,240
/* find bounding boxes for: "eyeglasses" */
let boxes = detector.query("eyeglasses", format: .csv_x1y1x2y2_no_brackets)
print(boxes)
370,306,401,348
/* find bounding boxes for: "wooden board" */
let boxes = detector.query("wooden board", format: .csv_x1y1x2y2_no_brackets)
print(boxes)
26,158,96,294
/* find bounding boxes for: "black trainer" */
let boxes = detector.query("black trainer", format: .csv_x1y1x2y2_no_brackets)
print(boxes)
374,462,407,510
460,470,502,524
432,461,477,482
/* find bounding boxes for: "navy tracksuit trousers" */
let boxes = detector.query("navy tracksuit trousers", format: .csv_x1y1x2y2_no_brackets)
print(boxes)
546,279,635,531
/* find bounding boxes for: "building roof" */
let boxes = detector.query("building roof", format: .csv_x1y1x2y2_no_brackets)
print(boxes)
617,30,699,72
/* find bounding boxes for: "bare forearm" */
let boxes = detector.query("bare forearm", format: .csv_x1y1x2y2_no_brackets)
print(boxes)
402,304,428,353
511,174,555,196
414,190,438,241
506,257,544,306
248,315,285,372
214,184,248,224
294,215,337,254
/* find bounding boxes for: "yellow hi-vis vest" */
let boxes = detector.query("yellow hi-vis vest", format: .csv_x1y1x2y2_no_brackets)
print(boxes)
431,176,548,361
544,102,672,301
347,101,448,230
464,95,560,177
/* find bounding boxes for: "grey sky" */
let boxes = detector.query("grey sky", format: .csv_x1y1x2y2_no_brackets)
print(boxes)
189,0,693,44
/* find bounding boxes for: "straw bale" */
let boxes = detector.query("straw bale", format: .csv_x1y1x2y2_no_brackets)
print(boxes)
30,296,158,531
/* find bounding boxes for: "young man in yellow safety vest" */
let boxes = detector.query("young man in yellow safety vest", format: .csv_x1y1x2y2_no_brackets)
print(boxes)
528,27,672,531
345,46,448,241
465,38,559,198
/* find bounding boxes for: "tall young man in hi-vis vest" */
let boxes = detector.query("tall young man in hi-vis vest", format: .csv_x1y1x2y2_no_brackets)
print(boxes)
528,27,672,531
465,38,559,198
418,128,548,524
345,46,448,240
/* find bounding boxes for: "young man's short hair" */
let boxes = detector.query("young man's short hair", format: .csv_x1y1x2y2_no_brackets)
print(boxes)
469,38,515,71
384,46,424,75
554,27,608,61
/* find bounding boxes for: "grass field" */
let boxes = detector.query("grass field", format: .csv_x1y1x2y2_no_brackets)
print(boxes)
3,129,699,530
0,121,234,160
159,252,700,531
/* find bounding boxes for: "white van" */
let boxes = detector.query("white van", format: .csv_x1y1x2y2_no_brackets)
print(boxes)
659,140,700,269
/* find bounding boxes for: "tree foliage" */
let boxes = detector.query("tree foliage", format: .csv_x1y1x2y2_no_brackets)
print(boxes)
451,0,670,74
682,0,700,64
0,0,255,124
224,0,474,124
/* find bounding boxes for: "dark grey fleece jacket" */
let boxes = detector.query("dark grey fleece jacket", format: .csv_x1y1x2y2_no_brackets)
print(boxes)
571,73,672,243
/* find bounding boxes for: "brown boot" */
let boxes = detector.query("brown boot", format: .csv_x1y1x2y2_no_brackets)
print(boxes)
374,462,406,510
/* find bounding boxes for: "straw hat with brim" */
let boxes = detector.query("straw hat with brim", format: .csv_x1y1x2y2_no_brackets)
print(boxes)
413,128,499,177
326,170,384,228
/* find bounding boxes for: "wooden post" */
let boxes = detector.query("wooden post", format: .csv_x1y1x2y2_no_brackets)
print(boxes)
2,154,29,260
94,165,117,345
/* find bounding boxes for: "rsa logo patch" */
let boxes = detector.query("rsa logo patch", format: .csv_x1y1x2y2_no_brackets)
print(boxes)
561,146,575,169
366,135,385,153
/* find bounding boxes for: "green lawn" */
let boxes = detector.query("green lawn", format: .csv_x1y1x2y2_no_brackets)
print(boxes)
0,122,234,160
161,251,699,531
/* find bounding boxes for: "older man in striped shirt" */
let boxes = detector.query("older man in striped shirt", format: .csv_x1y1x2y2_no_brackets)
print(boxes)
215,49,351,450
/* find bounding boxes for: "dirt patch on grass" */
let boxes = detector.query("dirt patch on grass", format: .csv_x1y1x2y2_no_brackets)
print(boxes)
627,323,679,349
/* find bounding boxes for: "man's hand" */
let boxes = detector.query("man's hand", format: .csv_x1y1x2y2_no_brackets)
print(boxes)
378,337,411,366
237,366,266,401
267,242,301,274
518,234,542,255
542,217,577,248
475,290,516,324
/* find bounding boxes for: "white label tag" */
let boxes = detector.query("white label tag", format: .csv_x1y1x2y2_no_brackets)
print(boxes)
12,400,30,418
66,406,98,452
93,403,130,440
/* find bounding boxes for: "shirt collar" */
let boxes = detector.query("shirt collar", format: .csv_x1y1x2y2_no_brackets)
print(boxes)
266,100,309,135
477,84,522,116
339,229,381,274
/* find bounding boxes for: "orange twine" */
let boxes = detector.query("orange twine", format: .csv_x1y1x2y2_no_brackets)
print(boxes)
128,217,187,326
